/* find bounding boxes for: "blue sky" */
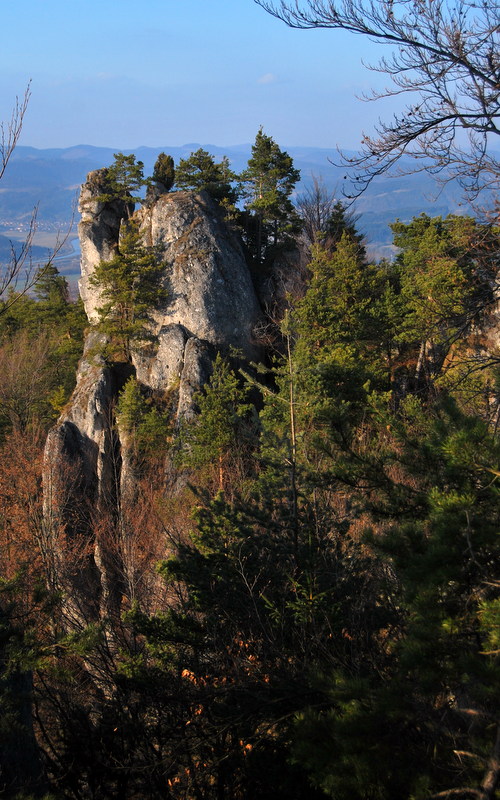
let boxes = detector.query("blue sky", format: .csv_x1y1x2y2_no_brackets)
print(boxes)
0,0,397,150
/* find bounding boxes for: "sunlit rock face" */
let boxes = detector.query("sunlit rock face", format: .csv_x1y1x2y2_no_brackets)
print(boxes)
44,177,263,622
79,178,261,392
76,173,262,420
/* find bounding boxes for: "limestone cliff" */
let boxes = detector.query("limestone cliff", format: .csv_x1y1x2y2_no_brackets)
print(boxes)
44,173,262,622
79,173,261,395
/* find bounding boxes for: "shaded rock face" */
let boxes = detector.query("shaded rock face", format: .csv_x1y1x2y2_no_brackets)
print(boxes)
44,176,263,622
43,331,125,623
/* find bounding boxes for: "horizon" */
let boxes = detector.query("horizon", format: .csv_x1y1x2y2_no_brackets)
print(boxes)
2,1,399,152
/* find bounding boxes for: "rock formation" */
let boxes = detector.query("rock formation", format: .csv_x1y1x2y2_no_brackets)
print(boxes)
43,173,263,623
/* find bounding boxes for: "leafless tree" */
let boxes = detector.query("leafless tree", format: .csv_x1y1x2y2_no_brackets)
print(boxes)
255,0,500,200
0,85,69,309
0,84,31,184
296,174,337,243
296,173,363,248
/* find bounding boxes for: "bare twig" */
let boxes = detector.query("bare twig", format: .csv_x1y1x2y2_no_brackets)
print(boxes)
255,0,500,200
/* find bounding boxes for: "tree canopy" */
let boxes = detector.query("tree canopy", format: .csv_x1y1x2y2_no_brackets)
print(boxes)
152,152,175,192
97,152,146,212
241,127,302,264
175,147,239,205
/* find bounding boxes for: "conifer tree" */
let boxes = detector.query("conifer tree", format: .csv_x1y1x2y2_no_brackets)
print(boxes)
175,148,238,205
33,263,69,308
152,152,175,192
324,200,365,256
291,232,392,452
116,376,169,460
388,214,499,399
97,153,146,215
136,327,387,798
291,394,500,800
391,214,496,348
90,220,167,361
179,353,252,493
241,127,301,265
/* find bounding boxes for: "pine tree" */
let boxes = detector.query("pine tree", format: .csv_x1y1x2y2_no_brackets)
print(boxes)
0,262,86,435
116,376,169,460
291,394,500,799
175,148,238,205
140,332,387,798
152,152,175,192
324,200,365,256
97,153,146,215
241,127,301,265
179,353,252,493
33,263,69,308
388,213,499,401
89,220,167,361
291,232,392,454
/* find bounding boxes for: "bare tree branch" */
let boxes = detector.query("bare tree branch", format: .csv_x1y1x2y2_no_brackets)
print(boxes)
0,82,30,183
254,0,500,199
0,84,74,312
296,174,337,243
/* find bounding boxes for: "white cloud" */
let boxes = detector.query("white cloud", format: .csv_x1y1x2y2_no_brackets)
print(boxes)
257,73,277,85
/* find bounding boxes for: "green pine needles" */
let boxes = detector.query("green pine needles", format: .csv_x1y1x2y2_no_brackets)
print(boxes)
90,220,167,362
97,152,146,213
116,376,170,459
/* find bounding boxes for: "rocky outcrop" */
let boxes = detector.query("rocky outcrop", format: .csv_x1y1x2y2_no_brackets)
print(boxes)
79,176,261,390
44,175,263,622
76,168,263,413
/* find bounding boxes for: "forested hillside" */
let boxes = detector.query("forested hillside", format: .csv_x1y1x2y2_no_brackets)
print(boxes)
0,116,499,800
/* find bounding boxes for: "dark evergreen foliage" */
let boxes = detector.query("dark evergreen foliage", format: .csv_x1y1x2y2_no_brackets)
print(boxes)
98,152,146,210
0,264,86,435
152,152,175,192
2,207,500,799
89,219,167,361
175,147,239,205
241,127,302,265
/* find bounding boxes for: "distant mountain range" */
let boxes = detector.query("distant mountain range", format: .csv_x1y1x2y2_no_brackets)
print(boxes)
0,143,486,259
0,233,51,263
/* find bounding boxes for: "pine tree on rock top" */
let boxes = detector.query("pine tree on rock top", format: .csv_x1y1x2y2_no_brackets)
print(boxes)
175,148,239,206
96,153,146,216
241,127,301,266
152,152,175,193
